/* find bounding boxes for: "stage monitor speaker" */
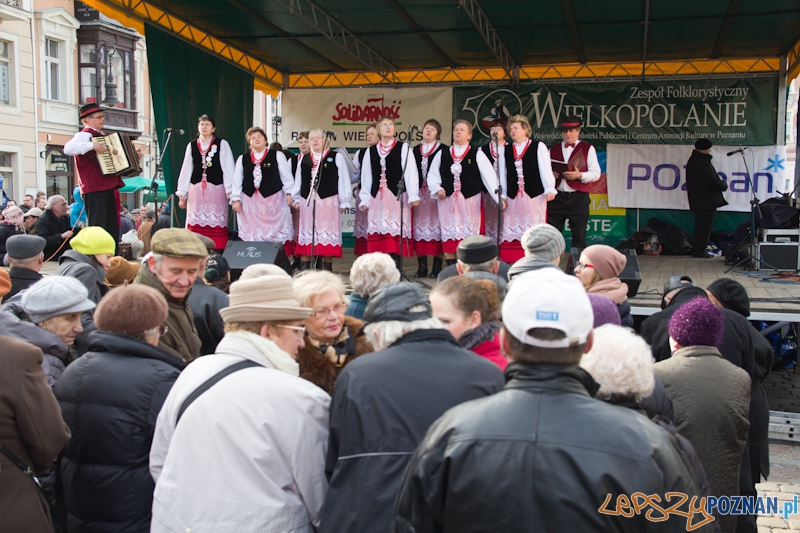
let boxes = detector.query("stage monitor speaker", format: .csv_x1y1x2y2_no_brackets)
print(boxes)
222,241,292,281
566,247,641,298
757,243,800,271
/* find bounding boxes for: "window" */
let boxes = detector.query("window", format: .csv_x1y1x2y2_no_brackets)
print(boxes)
44,38,61,101
79,43,97,104
0,152,14,204
0,40,11,106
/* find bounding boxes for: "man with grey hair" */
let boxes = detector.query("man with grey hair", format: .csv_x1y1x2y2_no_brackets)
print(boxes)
135,228,207,362
34,195,74,260
346,252,400,320
507,223,565,279
320,282,503,533
437,235,511,282
393,268,708,532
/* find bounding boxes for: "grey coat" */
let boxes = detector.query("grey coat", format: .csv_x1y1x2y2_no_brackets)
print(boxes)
654,345,750,533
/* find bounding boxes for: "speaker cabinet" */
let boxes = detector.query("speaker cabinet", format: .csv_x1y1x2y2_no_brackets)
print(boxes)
757,243,800,271
566,248,641,298
222,241,293,280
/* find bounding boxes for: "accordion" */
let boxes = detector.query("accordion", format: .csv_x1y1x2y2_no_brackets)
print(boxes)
95,132,141,177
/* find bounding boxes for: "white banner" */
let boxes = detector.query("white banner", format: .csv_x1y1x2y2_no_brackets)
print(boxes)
607,144,789,212
281,87,453,149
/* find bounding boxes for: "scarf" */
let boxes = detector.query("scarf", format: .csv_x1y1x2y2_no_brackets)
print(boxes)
587,278,629,305
224,330,300,376
305,325,354,367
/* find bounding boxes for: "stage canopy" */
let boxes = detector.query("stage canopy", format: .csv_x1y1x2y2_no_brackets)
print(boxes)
81,0,800,96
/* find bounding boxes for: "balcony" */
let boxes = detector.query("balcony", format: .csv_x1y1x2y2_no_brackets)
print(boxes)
0,0,30,22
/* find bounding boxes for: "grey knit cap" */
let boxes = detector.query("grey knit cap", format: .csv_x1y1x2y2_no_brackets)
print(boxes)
22,276,96,323
521,224,565,262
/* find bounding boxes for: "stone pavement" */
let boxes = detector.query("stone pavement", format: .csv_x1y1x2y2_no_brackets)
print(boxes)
756,441,800,531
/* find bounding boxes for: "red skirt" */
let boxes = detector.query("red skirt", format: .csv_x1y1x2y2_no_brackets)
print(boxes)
499,240,525,263
354,237,368,256
188,224,228,250
367,233,415,257
442,239,460,254
294,243,342,258
415,240,441,256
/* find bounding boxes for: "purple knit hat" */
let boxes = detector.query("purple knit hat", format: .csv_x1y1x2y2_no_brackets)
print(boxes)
588,293,621,327
668,297,724,348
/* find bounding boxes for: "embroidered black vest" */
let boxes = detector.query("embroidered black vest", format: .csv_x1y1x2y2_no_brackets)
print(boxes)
439,145,483,199
300,152,339,200
241,149,281,198
504,142,544,198
369,142,404,198
190,137,225,186
413,143,445,187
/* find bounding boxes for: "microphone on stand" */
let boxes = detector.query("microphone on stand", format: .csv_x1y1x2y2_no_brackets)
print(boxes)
491,131,498,140
166,128,185,135
408,124,420,138
324,131,337,141
727,148,746,156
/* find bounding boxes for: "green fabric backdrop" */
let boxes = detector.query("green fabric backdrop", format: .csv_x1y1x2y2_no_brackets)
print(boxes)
145,25,254,227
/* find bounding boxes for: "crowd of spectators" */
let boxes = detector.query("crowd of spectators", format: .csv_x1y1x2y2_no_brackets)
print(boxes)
0,209,775,533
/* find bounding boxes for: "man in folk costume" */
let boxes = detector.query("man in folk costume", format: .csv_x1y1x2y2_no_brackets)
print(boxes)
412,119,446,278
291,129,351,271
360,116,420,266
428,119,502,267
176,114,235,251
481,118,507,243
231,127,295,254
547,115,601,250
350,124,379,257
64,103,125,250
497,115,557,263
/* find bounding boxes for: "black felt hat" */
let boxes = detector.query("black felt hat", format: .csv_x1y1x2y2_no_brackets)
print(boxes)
694,138,712,150
456,235,498,264
364,282,432,324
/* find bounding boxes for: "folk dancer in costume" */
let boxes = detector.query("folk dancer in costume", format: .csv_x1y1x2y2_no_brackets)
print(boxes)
427,119,502,267
350,124,379,257
547,115,601,250
291,129,351,271
359,116,420,265
497,114,557,263
288,131,311,268
176,114,235,251
231,127,295,254
481,118,507,243
412,119,446,278
64,103,125,249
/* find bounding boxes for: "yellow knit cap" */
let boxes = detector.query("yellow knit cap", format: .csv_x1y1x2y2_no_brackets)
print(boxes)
70,226,116,255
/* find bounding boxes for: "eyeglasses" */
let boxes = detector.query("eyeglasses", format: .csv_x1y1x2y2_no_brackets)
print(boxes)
575,261,594,272
311,303,346,319
278,324,307,337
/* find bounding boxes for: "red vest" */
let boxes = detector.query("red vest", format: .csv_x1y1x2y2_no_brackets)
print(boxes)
74,127,125,194
550,141,592,193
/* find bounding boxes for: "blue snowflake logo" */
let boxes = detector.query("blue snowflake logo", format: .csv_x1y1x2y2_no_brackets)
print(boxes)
763,154,785,173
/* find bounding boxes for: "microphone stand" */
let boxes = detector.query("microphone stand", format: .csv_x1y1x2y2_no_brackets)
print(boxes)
492,132,504,249
725,147,765,272
397,126,431,289
306,136,330,269
144,128,174,210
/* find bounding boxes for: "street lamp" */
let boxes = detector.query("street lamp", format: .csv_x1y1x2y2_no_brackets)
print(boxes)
98,42,119,106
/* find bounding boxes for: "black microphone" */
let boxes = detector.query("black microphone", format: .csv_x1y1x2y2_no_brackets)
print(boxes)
166,128,185,135
324,130,337,140
408,124,420,135
491,131,498,140
727,148,745,156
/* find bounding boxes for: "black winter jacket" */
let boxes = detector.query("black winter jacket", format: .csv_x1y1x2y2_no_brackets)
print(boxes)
187,278,229,356
320,328,504,533
34,209,73,261
0,222,23,256
686,150,728,211
391,364,711,532
55,330,185,533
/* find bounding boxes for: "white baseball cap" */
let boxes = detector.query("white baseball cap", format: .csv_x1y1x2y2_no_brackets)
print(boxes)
503,268,593,348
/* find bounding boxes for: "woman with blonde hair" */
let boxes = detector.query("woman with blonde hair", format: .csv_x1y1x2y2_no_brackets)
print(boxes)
430,276,505,369
497,114,557,263
293,270,372,393
574,244,633,327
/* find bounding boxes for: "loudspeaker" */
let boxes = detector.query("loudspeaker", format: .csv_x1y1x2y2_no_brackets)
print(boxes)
566,247,641,298
222,241,293,280
757,242,800,271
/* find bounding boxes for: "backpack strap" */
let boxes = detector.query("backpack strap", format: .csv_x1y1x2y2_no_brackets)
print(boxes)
176,359,261,425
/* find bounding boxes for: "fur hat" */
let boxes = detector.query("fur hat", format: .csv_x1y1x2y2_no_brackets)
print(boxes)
105,256,140,287
21,276,96,323
220,275,311,323
668,297,724,348
95,284,168,335
583,245,627,280
588,293,621,327
521,224,565,261
706,278,750,317
70,226,116,256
